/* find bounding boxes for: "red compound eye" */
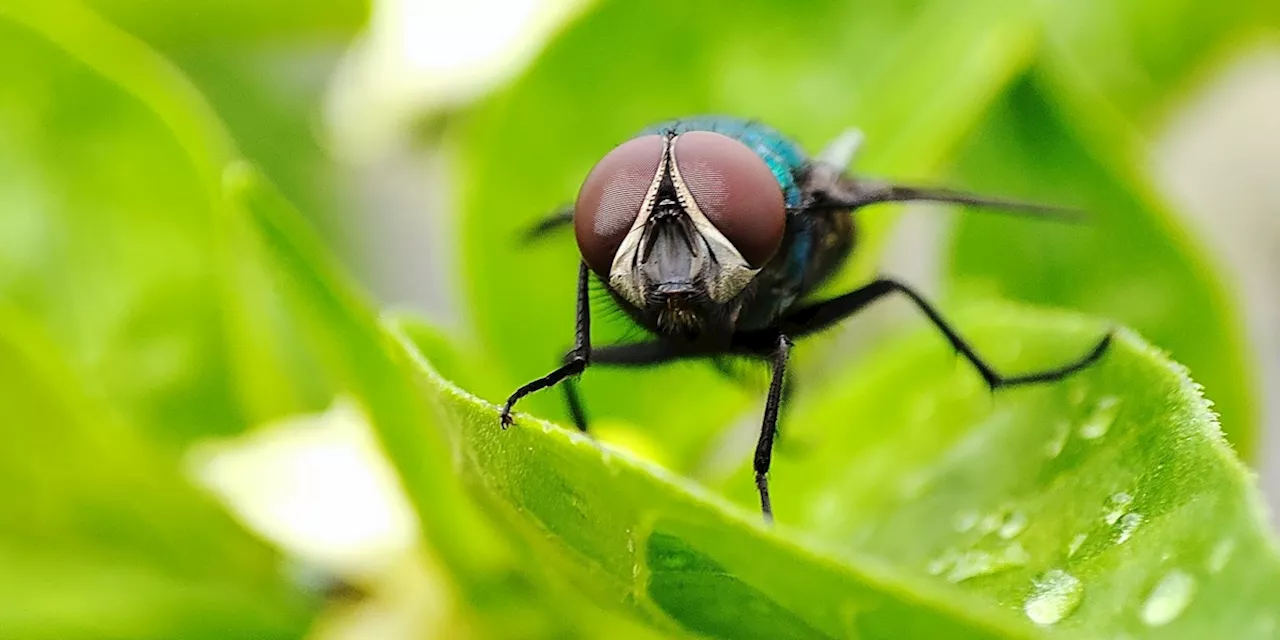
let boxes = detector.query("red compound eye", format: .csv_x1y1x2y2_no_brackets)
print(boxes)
573,135,664,277
672,131,786,267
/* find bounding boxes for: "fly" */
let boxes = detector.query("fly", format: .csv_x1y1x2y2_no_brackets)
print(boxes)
500,116,1111,521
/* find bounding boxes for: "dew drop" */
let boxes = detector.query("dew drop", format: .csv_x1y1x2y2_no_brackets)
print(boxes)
1024,569,1084,625
1207,538,1235,573
927,548,960,576
944,551,994,582
1068,384,1087,407
945,543,1030,583
1079,396,1121,440
1045,420,1070,458
977,512,1004,536
909,396,938,424
1115,512,1144,544
1104,492,1134,525
954,509,979,534
1068,533,1088,557
1140,569,1196,627
1002,541,1032,565
999,511,1029,539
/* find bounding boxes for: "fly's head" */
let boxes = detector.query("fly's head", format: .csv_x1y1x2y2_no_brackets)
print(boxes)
573,131,786,338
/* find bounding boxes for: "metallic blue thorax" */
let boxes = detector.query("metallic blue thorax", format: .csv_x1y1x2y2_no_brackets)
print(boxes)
639,116,809,209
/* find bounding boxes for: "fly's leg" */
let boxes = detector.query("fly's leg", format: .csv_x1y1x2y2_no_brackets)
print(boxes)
775,277,1112,391
500,262,592,427
557,341,695,432
752,334,792,522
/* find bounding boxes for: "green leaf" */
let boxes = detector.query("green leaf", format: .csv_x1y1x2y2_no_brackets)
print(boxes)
0,0,342,437
457,0,1045,469
945,75,1256,457
0,1,251,441
719,303,1279,638
85,0,369,45
0,307,316,640
1036,0,1280,130
393,314,1057,639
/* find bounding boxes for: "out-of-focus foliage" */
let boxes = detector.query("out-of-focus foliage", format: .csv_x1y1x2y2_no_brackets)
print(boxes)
86,0,368,45
1,0,1278,638
0,2,242,442
0,308,316,640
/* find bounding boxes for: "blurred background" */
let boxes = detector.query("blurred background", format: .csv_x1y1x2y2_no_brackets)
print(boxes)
1,0,1278,637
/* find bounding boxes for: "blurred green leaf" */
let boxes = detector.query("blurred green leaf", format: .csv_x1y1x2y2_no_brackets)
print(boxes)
174,47,354,249
718,304,1280,638
946,75,1256,457
85,0,369,45
1037,0,1280,129
0,1,251,442
457,0,1046,470
0,307,316,640
91,0,370,299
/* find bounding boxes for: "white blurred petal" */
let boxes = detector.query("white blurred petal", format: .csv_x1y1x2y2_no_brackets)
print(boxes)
187,397,418,579
325,0,589,160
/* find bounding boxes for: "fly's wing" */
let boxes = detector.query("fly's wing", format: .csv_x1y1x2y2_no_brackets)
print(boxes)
521,206,574,243
802,127,1084,221
810,178,1086,222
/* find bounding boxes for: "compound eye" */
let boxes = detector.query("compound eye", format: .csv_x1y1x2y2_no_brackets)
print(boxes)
574,135,665,277
672,131,786,267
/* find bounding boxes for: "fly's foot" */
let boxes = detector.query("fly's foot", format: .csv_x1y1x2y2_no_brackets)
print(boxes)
499,398,517,429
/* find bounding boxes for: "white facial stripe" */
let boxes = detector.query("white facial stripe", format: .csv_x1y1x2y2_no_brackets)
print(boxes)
666,134,760,302
608,136,670,306
607,133,761,307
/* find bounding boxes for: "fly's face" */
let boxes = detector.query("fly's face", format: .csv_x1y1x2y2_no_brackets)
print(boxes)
573,131,787,337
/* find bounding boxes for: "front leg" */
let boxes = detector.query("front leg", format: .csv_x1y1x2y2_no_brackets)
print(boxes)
500,262,592,428
752,334,792,523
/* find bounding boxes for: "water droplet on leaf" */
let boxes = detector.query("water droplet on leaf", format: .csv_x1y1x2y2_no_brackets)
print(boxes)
977,512,1004,536
1104,492,1134,525
945,543,1029,583
1116,512,1143,544
954,510,979,534
927,548,961,576
999,511,1029,539
1141,570,1196,627
1024,569,1084,625
1080,396,1121,440
1068,533,1088,557
1045,420,1070,458
1068,384,1087,407
1208,539,1234,573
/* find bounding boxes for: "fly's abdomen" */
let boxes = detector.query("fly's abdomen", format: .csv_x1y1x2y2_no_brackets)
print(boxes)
639,116,808,209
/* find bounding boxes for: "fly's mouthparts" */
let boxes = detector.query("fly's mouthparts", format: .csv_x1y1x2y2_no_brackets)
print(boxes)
655,282,697,296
